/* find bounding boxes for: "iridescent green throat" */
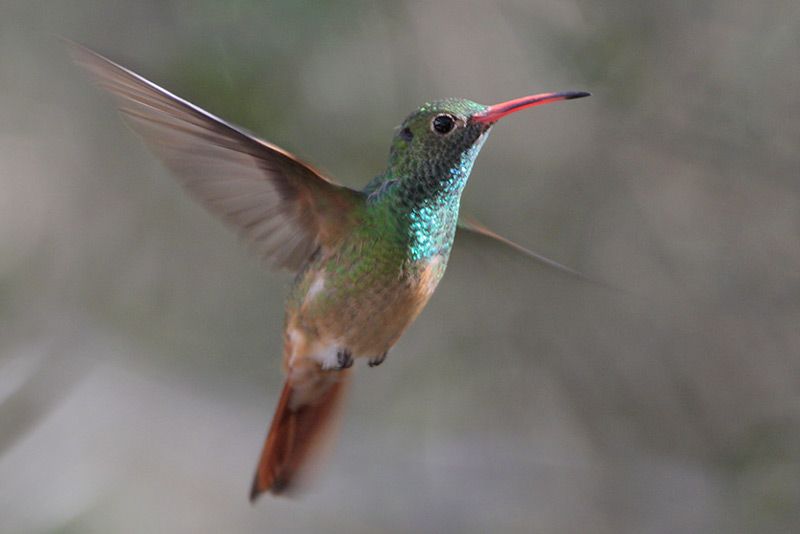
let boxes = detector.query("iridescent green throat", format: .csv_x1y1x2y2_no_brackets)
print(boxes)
364,131,490,262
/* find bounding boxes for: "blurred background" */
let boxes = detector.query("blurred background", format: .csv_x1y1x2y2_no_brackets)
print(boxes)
2,1,800,532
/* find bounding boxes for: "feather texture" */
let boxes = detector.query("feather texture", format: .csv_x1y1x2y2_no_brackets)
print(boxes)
457,215,592,282
250,368,349,499
69,42,363,271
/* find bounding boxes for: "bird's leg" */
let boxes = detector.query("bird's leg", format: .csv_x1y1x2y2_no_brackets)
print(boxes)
336,349,353,369
368,352,388,368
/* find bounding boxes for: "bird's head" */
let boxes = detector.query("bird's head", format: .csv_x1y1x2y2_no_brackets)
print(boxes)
387,91,590,191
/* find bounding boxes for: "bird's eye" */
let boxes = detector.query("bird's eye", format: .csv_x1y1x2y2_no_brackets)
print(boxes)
431,114,456,135
399,127,413,142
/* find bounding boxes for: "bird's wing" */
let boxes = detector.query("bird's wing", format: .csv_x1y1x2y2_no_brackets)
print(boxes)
457,215,592,282
69,42,363,271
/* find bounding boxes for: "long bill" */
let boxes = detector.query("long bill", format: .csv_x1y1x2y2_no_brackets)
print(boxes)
472,91,591,124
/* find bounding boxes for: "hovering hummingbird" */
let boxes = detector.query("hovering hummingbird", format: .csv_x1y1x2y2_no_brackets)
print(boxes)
69,43,590,501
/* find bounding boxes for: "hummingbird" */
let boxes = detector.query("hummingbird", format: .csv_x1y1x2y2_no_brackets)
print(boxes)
68,43,590,501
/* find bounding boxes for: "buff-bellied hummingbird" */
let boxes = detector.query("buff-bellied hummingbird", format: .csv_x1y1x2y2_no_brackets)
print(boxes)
68,42,590,500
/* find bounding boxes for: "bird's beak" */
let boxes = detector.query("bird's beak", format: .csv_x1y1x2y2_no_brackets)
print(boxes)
472,91,591,124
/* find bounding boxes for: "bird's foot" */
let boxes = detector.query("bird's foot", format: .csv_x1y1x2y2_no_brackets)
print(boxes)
368,352,387,367
336,349,353,369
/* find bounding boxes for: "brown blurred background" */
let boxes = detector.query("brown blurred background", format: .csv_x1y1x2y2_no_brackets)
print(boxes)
1,1,799,532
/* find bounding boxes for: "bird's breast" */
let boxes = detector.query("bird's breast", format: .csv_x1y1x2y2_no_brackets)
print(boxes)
284,249,448,366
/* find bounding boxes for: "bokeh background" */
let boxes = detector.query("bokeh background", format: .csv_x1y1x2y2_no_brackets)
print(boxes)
2,1,800,532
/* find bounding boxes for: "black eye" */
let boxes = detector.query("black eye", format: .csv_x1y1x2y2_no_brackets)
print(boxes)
432,114,456,135
399,127,413,142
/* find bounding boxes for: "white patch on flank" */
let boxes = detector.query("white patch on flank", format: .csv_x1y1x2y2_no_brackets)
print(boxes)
287,327,305,367
314,342,343,370
305,273,326,304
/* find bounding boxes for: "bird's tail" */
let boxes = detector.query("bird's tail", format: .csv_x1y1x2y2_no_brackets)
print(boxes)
250,368,349,501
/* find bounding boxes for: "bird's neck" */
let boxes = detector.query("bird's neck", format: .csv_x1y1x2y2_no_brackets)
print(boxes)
393,180,463,262
365,159,476,262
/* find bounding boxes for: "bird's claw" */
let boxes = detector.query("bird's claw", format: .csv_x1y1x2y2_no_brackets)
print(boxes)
336,349,353,369
368,352,387,367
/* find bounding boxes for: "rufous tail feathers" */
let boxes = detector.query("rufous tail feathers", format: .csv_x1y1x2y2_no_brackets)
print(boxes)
250,371,349,501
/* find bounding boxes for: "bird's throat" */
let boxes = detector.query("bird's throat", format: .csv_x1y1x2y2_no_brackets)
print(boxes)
366,130,490,262
401,192,461,262
369,169,466,263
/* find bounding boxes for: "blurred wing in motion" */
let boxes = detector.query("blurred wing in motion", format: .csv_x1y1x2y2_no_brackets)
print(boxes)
68,42,363,271
457,215,594,283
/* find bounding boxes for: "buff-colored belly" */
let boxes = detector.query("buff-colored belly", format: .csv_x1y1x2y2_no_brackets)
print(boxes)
283,255,445,371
